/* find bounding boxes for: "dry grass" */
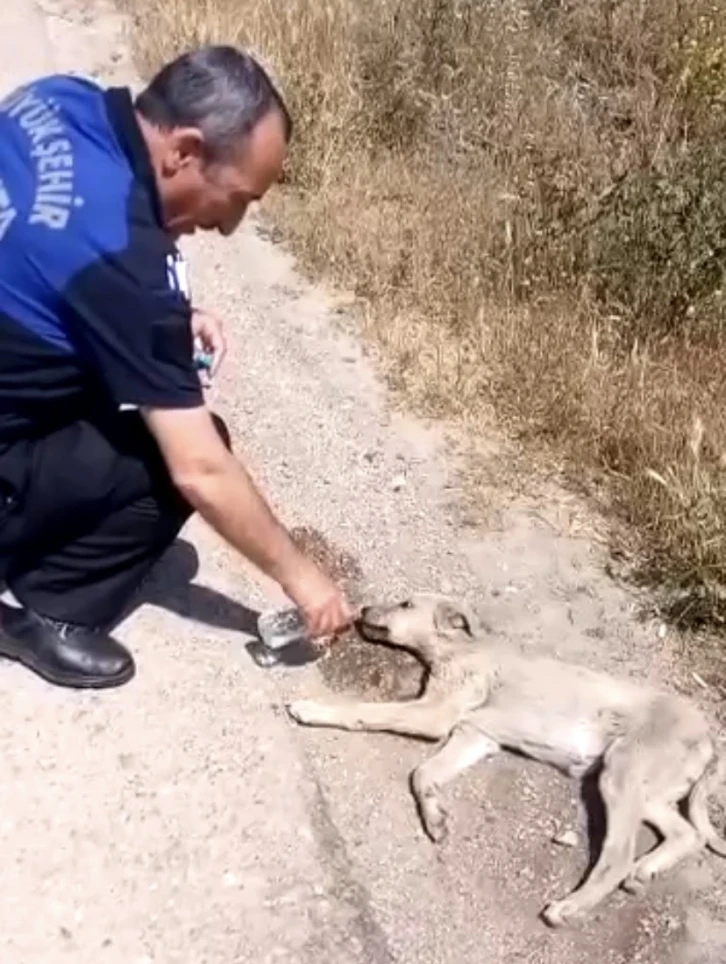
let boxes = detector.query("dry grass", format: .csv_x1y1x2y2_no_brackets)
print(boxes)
122,0,726,627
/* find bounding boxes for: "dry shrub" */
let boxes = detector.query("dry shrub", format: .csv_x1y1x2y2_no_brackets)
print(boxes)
122,0,726,626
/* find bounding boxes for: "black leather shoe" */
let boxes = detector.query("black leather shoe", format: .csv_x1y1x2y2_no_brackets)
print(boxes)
0,602,135,689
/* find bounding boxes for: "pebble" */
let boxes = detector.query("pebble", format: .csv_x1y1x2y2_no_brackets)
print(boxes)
553,829,579,848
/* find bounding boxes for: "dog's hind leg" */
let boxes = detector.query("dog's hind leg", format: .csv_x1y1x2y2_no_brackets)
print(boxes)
411,722,499,842
542,737,641,927
622,802,703,893
687,753,726,858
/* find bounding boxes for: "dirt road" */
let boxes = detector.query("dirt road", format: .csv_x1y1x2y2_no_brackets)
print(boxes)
0,1,724,961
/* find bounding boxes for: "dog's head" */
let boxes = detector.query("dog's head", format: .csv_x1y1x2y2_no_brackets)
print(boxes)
355,594,480,660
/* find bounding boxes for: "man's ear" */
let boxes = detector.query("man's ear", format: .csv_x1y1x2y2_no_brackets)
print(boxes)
162,127,206,175
434,600,480,638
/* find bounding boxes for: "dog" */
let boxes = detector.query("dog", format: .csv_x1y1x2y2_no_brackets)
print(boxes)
287,595,726,927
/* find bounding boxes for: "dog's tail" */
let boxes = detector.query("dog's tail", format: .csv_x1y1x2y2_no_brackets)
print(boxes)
688,748,726,858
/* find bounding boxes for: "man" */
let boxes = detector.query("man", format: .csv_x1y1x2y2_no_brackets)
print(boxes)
0,45,352,689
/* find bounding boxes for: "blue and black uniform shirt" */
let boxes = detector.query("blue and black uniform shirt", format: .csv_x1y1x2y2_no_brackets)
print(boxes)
0,74,203,443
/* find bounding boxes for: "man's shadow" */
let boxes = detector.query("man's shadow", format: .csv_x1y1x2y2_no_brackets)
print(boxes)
122,539,319,667
127,538,260,637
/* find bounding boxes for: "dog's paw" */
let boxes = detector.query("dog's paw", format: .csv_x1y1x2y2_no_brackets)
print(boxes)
421,804,449,844
621,874,647,896
541,898,580,929
286,700,322,726
425,818,449,844
622,859,656,895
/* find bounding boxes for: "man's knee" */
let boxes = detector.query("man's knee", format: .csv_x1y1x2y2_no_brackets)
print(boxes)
211,413,232,452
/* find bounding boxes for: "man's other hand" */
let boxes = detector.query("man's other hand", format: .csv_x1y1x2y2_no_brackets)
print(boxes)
191,308,227,381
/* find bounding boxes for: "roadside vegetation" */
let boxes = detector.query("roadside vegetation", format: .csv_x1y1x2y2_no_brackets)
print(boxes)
124,0,726,628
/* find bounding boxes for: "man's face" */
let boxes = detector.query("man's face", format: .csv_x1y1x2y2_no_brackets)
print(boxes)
151,108,288,239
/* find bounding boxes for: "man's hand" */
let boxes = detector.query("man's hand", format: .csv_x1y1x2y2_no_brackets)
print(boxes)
191,308,227,383
283,559,354,639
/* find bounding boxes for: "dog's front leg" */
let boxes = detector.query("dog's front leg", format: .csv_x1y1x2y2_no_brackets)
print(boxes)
287,696,460,741
411,722,500,842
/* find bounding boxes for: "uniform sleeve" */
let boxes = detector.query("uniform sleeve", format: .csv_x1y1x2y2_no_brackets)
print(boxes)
62,222,203,411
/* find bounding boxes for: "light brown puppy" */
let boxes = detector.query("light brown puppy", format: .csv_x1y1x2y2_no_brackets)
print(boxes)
287,595,725,927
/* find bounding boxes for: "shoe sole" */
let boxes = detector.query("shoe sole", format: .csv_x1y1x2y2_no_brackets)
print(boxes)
0,634,136,690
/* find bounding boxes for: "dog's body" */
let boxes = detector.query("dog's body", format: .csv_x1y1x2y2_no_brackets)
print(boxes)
287,596,725,927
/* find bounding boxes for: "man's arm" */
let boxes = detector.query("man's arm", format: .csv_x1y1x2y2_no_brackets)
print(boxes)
60,208,350,635
142,405,352,637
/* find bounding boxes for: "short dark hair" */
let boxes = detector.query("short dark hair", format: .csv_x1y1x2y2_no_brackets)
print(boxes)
135,45,292,161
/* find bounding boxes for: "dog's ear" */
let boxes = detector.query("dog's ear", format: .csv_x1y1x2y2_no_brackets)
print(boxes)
435,600,479,638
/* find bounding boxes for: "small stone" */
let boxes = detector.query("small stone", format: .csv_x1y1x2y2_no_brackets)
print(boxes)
553,829,579,848
391,474,406,492
223,871,240,887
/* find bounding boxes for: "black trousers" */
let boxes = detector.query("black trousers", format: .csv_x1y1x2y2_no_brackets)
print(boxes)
0,411,229,628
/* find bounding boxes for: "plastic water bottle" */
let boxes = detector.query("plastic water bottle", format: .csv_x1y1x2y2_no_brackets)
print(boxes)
193,350,214,372
248,606,317,667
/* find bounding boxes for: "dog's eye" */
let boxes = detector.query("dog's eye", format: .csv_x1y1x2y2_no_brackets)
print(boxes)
450,613,470,632
400,601,413,610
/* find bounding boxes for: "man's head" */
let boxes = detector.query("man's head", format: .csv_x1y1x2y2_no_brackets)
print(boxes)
135,45,292,239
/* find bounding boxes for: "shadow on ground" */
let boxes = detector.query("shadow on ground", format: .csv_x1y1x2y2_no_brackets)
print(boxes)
128,539,260,637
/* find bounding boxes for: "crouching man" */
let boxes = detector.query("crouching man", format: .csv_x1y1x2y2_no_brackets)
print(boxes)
0,46,352,688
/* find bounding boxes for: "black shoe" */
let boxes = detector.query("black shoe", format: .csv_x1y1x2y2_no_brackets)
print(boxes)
0,602,135,689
